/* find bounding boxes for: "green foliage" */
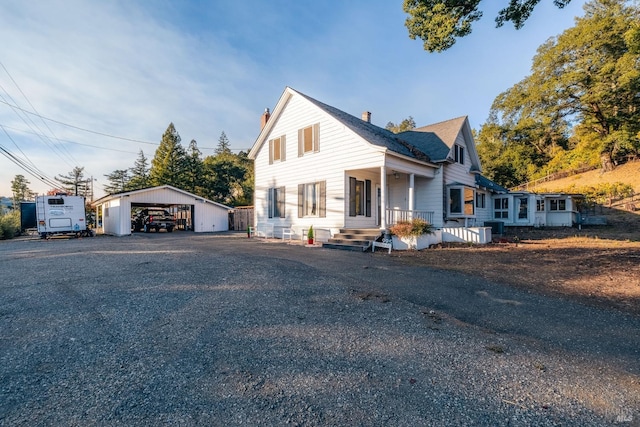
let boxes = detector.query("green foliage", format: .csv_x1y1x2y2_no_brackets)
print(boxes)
0,210,20,240
215,131,232,156
539,182,634,206
104,124,253,206
403,0,571,52
11,174,32,204
307,225,314,239
202,150,253,206
128,150,150,191
55,166,87,196
386,117,416,133
103,169,130,194
149,123,188,188
389,218,433,238
479,0,640,187
184,139,204,195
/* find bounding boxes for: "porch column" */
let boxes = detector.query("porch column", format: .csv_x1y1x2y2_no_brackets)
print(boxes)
380,166,387,230
408,173,415,219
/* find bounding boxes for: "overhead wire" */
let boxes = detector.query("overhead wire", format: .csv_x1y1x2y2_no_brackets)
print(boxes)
0,61,79,165
0,125,61,189
0,123,139,154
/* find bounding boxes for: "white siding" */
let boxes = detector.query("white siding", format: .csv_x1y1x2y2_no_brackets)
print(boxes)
442,132,476,188
254,93,385,234
475,190,492,226
95,187,230,236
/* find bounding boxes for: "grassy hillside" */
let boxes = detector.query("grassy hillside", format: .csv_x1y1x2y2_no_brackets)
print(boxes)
526,160,640,237
529,160,640,196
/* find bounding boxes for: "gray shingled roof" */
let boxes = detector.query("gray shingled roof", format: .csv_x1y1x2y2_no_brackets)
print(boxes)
296,90,473,165
475,174,509,194
297,91,432,162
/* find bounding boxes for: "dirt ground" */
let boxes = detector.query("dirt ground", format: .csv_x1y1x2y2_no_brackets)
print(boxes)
394,208,640,317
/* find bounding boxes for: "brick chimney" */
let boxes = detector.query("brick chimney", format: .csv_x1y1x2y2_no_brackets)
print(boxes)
361,111,371,123
260,108,271,130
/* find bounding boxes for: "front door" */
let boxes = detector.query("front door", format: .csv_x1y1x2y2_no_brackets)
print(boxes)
516,197,529,223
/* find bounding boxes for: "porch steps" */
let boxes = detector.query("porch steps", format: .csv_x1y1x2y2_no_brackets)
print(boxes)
322,228,382,252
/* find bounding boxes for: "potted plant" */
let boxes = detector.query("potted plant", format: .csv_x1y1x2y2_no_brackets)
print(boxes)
389,218,435,250
247,225,251,238
307,225,314,245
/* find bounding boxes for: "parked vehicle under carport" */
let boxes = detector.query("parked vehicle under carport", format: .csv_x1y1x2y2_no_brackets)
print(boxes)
131,208,176,233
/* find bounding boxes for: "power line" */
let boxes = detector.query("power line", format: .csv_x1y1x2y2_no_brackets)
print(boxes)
0,61,79,165
0,98,159,145
0,123,139,154
0,126,60,189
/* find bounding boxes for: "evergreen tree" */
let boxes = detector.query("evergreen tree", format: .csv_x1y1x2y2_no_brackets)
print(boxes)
55,166,86,196
103,169,131,194
128,150,150,190
201,134,253,206
149,123,188,188
10,174,33,206
215,131,232,156
184,139,205,195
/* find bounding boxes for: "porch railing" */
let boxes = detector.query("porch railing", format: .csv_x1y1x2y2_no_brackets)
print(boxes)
386,209,435,226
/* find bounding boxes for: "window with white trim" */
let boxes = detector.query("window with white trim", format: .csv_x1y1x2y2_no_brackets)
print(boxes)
268,136,285,164
454,144,465,165
549,199,566,211
449,186,475,216
536,199,545,211
298,123,319,156
518,197,528,219
494,197,509,219
475,193,486,209
298,181,326,218
268,187,285,218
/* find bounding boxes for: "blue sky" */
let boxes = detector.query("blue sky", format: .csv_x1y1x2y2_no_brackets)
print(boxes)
0,0,587,198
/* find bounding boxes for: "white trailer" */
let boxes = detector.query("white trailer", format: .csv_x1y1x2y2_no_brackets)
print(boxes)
36,194,92,238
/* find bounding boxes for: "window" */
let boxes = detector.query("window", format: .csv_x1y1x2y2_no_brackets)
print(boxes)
494,197,509,219
268,187,285,218
349,177,371,217
475,193,486,209
48,198,64,205
268,135,285,164
549,199,566,211
449,186,475,216
454,144,465,165
298,181,326,218
298,123,319,156
536,199,545,211
518,197,528,219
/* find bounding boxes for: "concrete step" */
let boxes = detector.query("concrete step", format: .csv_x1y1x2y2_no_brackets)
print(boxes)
323,229,380,252
322,242,370,252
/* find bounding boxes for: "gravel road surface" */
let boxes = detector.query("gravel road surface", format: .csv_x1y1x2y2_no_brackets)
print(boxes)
1,232,638,426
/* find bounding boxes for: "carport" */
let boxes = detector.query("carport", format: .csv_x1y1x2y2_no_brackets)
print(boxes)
92,185,231,236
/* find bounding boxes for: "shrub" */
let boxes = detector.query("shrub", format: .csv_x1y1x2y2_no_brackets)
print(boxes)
0,210,20,240
389,218,433,238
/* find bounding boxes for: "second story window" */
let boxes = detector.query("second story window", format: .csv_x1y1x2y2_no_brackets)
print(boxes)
454,144,465,165
269,136,285,164
298,123,319,156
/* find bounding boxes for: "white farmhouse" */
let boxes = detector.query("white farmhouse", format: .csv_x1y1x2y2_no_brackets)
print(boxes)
248,87,582,247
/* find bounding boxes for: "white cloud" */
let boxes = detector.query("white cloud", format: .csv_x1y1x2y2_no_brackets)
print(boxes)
0,0,588,197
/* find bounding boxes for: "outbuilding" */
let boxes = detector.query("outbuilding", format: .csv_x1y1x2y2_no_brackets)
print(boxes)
92,185,231,236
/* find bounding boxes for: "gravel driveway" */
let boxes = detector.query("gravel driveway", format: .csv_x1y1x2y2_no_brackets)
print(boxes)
1,232,638,426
